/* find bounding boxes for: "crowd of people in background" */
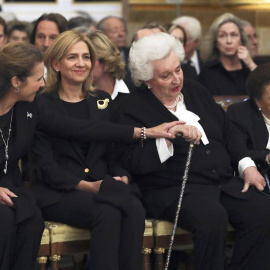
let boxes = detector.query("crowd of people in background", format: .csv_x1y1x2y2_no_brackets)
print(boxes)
1,9,270,270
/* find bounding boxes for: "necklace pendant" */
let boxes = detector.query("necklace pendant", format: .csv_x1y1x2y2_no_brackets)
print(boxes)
3,161,7,174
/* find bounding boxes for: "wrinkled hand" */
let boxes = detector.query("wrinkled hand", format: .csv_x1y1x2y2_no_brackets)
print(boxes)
168,124,202,145
237,46,257,71
146,121,185,140
242,166,266,192
0,187,17,207
113,176,129,185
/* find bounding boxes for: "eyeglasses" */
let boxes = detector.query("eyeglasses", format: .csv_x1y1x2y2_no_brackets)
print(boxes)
217,32,240,41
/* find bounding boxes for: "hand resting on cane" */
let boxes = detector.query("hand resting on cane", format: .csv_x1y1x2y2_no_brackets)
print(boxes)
167,123,202,145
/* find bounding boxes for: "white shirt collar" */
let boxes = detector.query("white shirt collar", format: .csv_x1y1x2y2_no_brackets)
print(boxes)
111,79,130,100
190,50,200,75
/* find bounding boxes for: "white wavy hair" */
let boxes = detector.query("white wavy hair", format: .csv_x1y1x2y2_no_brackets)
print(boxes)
172,16,202,41
129,32,185,87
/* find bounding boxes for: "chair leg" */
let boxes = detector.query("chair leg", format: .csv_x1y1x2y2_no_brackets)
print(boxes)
37,256,48,270
154,248,165,270
49,255,61,270
142,248,152,270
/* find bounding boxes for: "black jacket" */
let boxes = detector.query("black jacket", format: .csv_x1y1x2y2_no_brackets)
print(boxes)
115,79,251,218
32,91,137,210
227,99,270,175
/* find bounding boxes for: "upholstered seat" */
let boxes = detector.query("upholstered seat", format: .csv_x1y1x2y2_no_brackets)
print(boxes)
45,221,90,270
44,220,154,270
37,226,50,270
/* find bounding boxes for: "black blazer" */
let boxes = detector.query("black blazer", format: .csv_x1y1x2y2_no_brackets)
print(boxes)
0,101,39,223
227,99,270,174
32,90,135,208
115,79,250,218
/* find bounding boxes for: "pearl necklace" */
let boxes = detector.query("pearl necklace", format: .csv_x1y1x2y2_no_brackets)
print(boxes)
0,108,14,174
164,94,181,109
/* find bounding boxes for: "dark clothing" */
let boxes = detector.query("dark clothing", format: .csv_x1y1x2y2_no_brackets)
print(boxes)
0,102,44,270
181,63,198,81
121,47,136,93
227,99,270,179
254,55,270,65
115,79,270,270
32,90,145,270
198,60,250,96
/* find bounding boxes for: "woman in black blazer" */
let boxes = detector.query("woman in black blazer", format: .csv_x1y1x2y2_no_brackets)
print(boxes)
115,32,270,270
0,43,45,270
227,63,270,189
31,30,151,270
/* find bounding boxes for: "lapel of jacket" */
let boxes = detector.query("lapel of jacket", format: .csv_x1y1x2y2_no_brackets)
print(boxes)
52,93,87,165
11,102,36,163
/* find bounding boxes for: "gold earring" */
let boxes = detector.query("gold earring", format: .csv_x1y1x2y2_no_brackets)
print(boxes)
97,98,110,110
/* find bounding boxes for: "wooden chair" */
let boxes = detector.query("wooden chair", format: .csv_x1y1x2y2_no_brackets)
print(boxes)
214,95,248,111
45,219,154,270
152,220,235,270
36,226,50,270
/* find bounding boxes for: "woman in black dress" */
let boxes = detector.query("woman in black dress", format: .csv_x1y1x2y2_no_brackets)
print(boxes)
0,42,45,270
31,30,158,270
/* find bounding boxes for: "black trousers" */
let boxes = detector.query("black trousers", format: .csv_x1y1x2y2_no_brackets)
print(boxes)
0,204,44,270
42,190,145,270
161,184,270,270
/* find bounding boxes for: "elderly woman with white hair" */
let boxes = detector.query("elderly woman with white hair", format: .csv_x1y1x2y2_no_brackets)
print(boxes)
199,13,257,96
115,32,270,270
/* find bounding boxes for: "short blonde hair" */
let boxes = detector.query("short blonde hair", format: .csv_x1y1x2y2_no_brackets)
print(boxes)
88,30,125,80
43,30,96,95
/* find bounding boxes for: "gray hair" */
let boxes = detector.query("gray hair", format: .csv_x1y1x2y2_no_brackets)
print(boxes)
172,16,201,41
129,32,185,87
200,13,249,62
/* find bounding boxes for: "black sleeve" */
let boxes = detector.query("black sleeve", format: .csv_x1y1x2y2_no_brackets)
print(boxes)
35,96,134,143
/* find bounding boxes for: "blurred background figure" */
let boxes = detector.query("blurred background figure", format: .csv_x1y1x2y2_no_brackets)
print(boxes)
242,19,270,65
97,16,133,91
132,22,166,42
164,23,197,80
88,30,130,107
97,16,128,61
199,13,257,96
68,13,96,35
7,20,31,43
0,16,7,47
30,13,68,54
242,20,259,57
172,15,203,75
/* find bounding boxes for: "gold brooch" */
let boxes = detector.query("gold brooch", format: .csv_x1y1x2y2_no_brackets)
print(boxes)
97,98,110,110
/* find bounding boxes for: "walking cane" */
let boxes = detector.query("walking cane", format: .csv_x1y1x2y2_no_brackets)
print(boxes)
164,142,195,270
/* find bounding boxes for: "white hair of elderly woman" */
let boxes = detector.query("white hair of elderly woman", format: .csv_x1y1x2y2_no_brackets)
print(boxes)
129,32,185,87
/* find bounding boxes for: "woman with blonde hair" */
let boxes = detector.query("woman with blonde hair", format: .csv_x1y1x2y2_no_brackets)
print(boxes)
88,30,129,107
31,30,180,270
199,13,257,96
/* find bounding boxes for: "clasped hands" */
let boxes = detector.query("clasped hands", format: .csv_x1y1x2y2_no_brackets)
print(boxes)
167,121,202,145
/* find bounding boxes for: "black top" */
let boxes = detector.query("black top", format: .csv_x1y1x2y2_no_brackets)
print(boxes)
61,99,89,157
198,59,250,96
